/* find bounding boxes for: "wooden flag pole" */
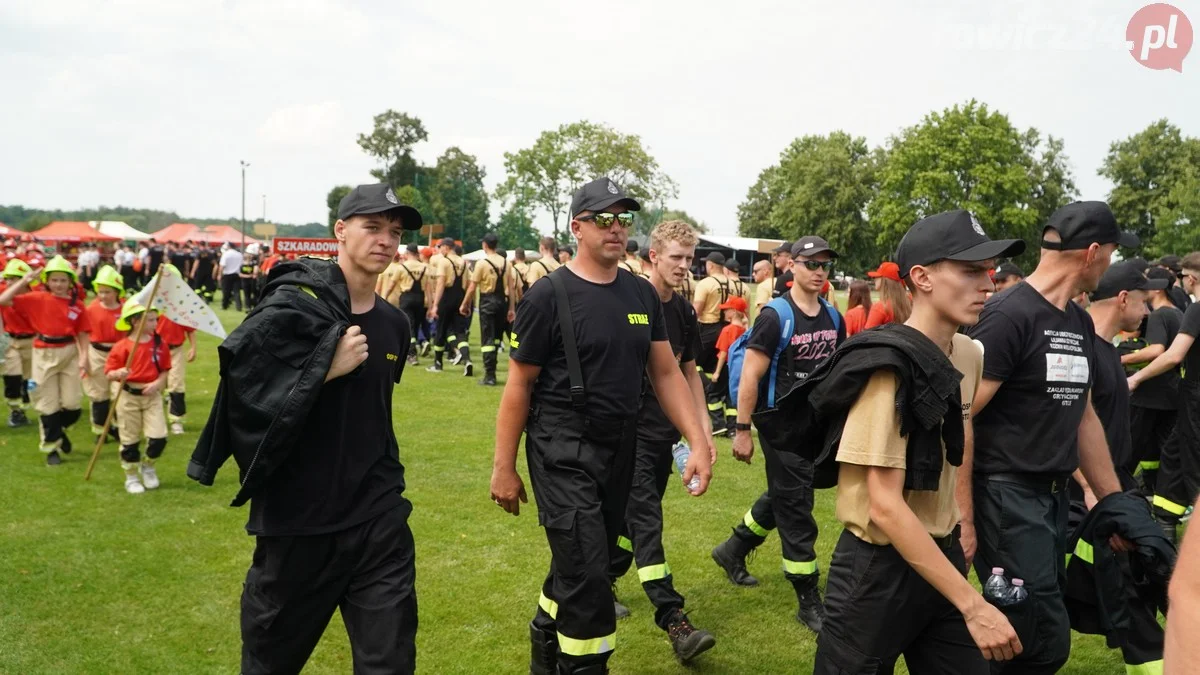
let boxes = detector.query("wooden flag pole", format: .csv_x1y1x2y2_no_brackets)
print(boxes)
84,268,166,481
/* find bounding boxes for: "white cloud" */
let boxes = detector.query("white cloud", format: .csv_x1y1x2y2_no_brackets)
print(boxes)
257,101,346,148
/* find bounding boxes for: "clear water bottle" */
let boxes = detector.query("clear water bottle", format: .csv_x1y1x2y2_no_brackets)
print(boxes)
25,380,36,394
1007,578,1028,605
983,567,1010,603
670,441,702,492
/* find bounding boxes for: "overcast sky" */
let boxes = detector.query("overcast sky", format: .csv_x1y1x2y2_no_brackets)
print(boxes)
1,0,1195,236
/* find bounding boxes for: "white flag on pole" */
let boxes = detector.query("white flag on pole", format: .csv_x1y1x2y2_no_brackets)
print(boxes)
132,265,228,339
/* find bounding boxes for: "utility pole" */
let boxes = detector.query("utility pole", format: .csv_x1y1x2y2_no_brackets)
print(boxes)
240,160,250,249
262,194,267,222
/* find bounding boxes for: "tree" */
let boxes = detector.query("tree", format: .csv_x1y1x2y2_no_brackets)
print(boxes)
634,207,709,236
495,203,541,251
1099,119,1200,257
736,166,786,239
869,100,1077,267
356,110,429,187
326,185,352,235
426,147,490,249
497,121,677,240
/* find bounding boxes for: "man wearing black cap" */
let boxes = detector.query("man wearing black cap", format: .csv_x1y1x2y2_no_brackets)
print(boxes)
772,242,793,298
814,210,1024,674
427,237,472,376
692,251,736,433
460,232,514,386
992,261,1024,292
1130,251,1200,544
620,239,644,277
1156,255,1192,311
490,177,712,675
1121,267,1183,495
1079,261,1167,674
710,234,845,633
382,243,429,366
204,182,424,674
967,201,1136,673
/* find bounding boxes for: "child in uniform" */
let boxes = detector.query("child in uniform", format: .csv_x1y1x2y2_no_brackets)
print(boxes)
85,265,125,438
155,313,195,435
0,256,91,464
1,259,37,427
105,300,171,494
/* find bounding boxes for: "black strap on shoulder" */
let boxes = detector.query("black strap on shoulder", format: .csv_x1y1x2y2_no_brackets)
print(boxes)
483,258,507,298
547,272,586,411
715,276,730,303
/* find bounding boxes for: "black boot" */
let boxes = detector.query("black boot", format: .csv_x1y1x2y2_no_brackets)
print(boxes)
529,622,558,675
665,609,716,663
612,586,630,619
556,664,607,675
711,532,759,587
8,408,29,428
793,575,826,634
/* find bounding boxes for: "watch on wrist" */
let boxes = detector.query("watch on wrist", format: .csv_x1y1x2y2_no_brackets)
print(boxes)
735,423,752,431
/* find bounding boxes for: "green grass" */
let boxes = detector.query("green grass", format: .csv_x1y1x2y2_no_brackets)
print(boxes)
0,303,1128,673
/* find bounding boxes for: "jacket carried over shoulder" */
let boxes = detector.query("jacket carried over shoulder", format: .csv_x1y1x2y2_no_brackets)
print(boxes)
768,323,965,490
188,257,357,506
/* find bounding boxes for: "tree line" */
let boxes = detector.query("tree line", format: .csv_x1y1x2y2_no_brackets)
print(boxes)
739,101,1200,273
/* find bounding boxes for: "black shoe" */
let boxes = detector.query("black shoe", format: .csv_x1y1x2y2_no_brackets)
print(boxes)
8,409,28,427
427,363,443,373
711,535,759,587
725,427,736,439
795,579,826,634
46,450,62,466
464,363,473,378
614,599,630,620
60,434,72,455
528,622,558,675
666,610,716,663
480,374,497,386
407,354,418,366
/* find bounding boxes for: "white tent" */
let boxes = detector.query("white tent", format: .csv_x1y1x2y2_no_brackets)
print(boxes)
461,249,531,263
697,234,786,254
91,221,151,241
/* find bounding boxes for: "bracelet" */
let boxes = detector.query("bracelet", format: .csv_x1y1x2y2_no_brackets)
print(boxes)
735,423,752,431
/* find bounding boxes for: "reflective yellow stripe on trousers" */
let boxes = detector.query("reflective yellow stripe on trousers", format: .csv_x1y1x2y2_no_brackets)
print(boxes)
538,592,558,619
558,632,615,657
637,563,670,583
1152,495,1188,515
1126,659,1163,675
782,558,818,575
743,510,769,538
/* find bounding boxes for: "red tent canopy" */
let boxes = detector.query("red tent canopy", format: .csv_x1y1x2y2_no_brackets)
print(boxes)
32,221,121,243
0,222,21,237
151,223,261,246
199,225,261,245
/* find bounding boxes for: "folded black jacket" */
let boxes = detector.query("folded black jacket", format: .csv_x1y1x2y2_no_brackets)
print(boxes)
767,324,964,490
188,257,356,506
1065,491,1176,647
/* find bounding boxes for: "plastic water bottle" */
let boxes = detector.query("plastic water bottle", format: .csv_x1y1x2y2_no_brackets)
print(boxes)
671,442,702,492
983,567,1010,603
1007,579,1028,605
25,380,36,394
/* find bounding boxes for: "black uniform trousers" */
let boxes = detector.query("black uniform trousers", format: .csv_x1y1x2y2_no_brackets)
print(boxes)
195,273,216,302
697,321,727,426
608,436,686,630
815,527,987,675
221,273,242,311
527,405,636,672
240,503,418,675
973,473,1072,675
432,289,469,367
397,292,424,352
1131,405,1176,495
1153,381,1200,523
478,294,507,377
730,435,820,582
242,277,258,310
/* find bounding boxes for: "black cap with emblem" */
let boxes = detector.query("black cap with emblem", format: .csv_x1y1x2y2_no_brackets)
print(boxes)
569,177,642,217
791,235,838,259
1041,201,1138,251
895,210,1025,279
337,183,424,230
1092,260,1169,301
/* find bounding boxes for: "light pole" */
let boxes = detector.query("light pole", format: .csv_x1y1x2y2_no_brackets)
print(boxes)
240,160,250,250
262,194,267,222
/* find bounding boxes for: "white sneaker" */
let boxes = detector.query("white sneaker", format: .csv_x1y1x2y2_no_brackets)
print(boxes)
171,422,185,436
125,474,145,494
140,463,160,490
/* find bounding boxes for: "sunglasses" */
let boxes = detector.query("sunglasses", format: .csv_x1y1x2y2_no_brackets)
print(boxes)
577,212,635,229
799,260,834,272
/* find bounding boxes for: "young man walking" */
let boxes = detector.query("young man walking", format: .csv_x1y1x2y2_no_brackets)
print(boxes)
427,237,472,376
813,209,1024,673
461,233,515,386
607,220,717,664
490,177,712,675
692,251,735,434
525,236,561,289
710,235,845,632
189,183,423,674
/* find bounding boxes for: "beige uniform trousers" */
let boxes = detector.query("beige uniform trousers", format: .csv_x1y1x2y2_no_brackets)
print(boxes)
32,344,82,416
83,345,113,402
4,337,33,408
167,347,186,394
117,386,167,447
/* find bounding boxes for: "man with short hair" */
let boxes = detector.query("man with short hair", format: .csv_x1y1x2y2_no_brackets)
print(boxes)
1156,255,1192,311
460,233,514,386
992,261,1024,291
967,201,1137,673
427,238,472,376
753,259,773,311
491,178,712,675
380,244,428,366
711,235,846,632
814,210,1024,673
526,237,561,289
219,244,244,311
1129,251,1200,544
692,251,735,434
192,183,423,674
772,242,793,298
558,246,573,264
620,239,644,277
512,248,530,297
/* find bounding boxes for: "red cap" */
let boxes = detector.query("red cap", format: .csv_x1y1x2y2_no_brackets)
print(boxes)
718,296,748,313
867,261,902,283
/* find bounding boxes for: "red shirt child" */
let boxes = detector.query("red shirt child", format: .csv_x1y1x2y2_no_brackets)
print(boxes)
106,332,172,386
712,296,749,384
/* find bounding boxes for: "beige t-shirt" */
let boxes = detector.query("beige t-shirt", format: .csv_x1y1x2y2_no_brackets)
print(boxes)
619,257,644,277
755,278,773,309
434,253,467,290
524,257,560,288
471,253,507,294
835,332,983,545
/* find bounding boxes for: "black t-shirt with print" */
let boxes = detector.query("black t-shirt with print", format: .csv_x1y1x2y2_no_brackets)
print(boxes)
1131,305,1183,410
247,297,410,536
511,267,668,420
147,245,165,275
746,293,845,410
195,249,216,279
1092,334,1135,478
968,283,1096,475
1180,303,1200,384
638,292,700,442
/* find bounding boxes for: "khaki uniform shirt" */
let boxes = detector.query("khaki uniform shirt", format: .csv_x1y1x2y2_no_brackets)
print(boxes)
435,253,467,290
693,275,748,323
524,257,560,288
471,252,508,295
619,257,644,277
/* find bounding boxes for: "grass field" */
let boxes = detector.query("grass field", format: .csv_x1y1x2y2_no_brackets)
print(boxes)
0,303,1131,674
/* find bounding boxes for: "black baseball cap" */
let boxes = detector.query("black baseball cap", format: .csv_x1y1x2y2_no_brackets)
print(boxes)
724,259,740,273
569,177,641,217
1126,256,1151,275
1156,254,1182,273
1092,261,1169,301
405,243,418,254
895,210,1025,279
1041,201,1138,251
481,232,499,248
626,239,639,253
337,183,423,230
993,262,1025,280
772,242,793,255
791,236,838,259
1146,266,1176,286
704,251,726,265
